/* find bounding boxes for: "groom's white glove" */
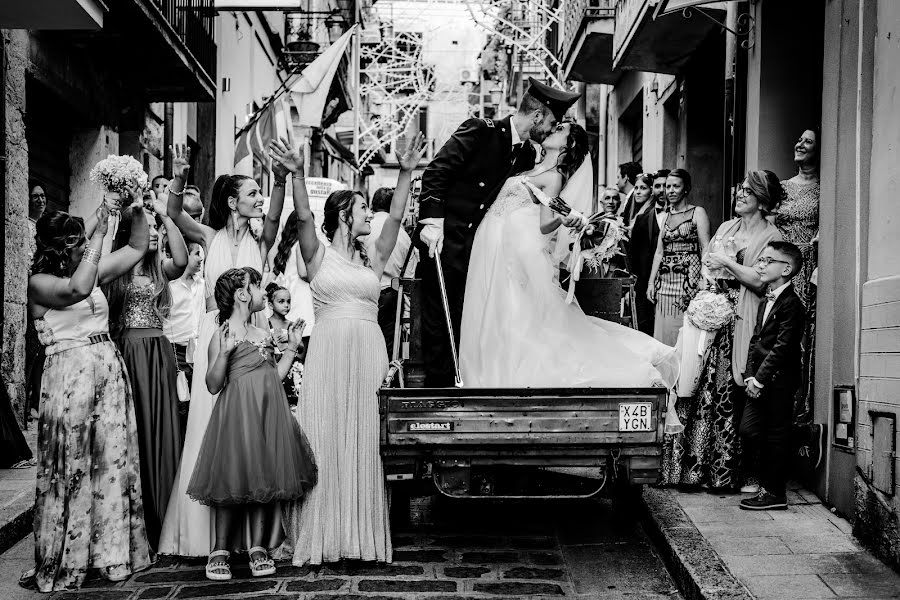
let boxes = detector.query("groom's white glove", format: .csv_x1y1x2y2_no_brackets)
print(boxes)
419,218,444,258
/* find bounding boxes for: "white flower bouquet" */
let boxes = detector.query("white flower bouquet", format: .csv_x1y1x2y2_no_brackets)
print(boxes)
581,218,628,273
686,290,737,331
89,154,149,210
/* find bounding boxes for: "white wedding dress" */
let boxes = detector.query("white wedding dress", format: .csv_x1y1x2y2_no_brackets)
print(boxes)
459,175,678,389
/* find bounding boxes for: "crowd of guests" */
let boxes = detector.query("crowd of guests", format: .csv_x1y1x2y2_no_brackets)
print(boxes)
612,129,820,509
16,135,426,592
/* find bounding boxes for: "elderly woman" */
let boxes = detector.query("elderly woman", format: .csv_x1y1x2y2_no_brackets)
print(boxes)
23,195,152,591
662,170,783,491
776,128,819,426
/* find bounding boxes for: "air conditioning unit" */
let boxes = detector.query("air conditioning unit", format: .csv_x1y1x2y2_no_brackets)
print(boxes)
459,68,477,84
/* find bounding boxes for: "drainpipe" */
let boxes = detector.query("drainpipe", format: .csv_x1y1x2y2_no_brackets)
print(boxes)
0,35,7,331
596,83,609,214
164,102,174,177
722,3,738,219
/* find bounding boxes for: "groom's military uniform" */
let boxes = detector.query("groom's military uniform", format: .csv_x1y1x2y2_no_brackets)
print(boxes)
416,78,580,387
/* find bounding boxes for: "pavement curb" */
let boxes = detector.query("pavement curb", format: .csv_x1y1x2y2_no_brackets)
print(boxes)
0,505,33,556
639,486,754,600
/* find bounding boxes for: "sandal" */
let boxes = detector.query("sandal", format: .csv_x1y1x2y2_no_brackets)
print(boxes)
205,550,232,581
248,546,275,577
10,458,36,469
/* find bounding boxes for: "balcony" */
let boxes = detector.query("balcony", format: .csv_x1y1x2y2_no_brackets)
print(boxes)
561,0,618,84
612,0,724,74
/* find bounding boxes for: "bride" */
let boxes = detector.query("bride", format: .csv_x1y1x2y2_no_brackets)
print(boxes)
459,122,678,388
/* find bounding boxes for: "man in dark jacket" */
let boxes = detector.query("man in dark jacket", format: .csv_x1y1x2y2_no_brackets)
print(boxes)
416,78,580,387
740,241,806,510
628,169,669,335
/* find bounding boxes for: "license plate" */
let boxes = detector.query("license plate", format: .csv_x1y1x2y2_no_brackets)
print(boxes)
407,421,453,432
619,402,653,431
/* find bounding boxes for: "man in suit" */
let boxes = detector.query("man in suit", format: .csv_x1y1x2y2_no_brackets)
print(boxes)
628,169,669,335
416,78,580,387
739,241,806,510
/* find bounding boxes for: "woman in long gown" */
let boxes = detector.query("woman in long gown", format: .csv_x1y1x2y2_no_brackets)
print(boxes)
104,199,187,551
776,128,819,426
159,146,289,561
25,200,152,591
661,170,782,490
459,122,678,389
269,134,426,565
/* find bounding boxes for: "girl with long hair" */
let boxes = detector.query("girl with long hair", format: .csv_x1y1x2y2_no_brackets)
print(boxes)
268,133,426,565
159,142,292,560
272,211,315,339
24,193,152,591
266,282,305,405
104,198,187,550
458,122,678,388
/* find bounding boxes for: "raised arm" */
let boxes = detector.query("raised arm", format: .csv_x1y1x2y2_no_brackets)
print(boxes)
99,195,150,286
206,322,235,395
372,133,427,277
166,144,215,245
151,197,188,281
262,141,292,251
268,139,323,275
28,203,111,310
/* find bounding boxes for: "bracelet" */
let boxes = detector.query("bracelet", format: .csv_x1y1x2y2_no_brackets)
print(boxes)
168,188,184,197
283,347,298,355
273,180,286,188
292,174,306,180
83,247,101,266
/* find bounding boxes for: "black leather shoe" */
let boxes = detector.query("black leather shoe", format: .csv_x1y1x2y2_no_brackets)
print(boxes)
740,491,787,510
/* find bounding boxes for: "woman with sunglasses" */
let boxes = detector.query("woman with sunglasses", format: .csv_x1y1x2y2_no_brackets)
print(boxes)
661,170,783,492
24,192,153,591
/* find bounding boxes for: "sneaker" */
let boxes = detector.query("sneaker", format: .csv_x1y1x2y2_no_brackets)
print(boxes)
740,491,787,511
740,478,760,494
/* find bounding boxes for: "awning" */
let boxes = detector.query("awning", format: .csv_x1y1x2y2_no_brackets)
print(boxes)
653,1,737,19
0,0,105,29
324,133,357,167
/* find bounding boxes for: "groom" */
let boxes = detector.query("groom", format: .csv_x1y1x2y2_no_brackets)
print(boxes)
416,78,580,387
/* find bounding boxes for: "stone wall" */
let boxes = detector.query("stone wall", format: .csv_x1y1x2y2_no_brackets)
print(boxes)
2,30,32,426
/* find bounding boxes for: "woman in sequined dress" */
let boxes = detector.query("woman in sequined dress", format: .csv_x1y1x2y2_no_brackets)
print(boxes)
775,129,819,425
104,198,188,551
661,170,783,490
647,169,711,346
24,201,152,591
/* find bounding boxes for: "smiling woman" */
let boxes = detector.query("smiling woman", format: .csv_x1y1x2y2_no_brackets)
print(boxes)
660,169,783,492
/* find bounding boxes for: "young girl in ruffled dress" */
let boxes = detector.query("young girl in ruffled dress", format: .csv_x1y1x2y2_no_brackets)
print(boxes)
266,282,305,407
187,267,316,580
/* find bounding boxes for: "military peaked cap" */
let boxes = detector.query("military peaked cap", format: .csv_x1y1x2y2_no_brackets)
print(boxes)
525,77,580,121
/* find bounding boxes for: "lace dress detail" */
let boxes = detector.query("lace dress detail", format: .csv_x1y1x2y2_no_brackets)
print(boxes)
775,179,819,307
124,282,163,329
488,175,536,218
655,209,702,312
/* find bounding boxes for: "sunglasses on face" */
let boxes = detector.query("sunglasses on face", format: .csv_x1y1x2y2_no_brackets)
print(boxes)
755,256,790,267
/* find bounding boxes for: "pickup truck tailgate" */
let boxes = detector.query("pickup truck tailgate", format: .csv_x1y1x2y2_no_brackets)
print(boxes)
379,387,667,447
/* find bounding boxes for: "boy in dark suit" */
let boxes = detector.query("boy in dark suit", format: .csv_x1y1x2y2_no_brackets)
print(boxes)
740,241,806,510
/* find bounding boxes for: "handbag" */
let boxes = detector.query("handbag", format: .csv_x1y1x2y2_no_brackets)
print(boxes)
171,341,190,403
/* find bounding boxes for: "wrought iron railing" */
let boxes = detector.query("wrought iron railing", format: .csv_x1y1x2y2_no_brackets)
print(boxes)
561,0,616,62
148,0,216,78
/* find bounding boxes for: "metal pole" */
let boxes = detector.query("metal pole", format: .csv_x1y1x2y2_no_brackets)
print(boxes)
352,0,361,188
434,257,463,388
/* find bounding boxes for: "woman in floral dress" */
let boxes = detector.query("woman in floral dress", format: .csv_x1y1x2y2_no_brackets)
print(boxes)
647,169,711,346
24,196,152,591
776,128,819,425
661,170,782,490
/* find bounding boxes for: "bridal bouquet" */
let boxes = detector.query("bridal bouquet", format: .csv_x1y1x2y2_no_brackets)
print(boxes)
580,218,628,273
686,290,737,331
89,154,149,209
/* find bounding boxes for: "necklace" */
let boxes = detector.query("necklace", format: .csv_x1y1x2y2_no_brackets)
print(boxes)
668,205,692,215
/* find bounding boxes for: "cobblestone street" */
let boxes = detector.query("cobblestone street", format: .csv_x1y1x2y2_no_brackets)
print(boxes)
1,496,681,600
